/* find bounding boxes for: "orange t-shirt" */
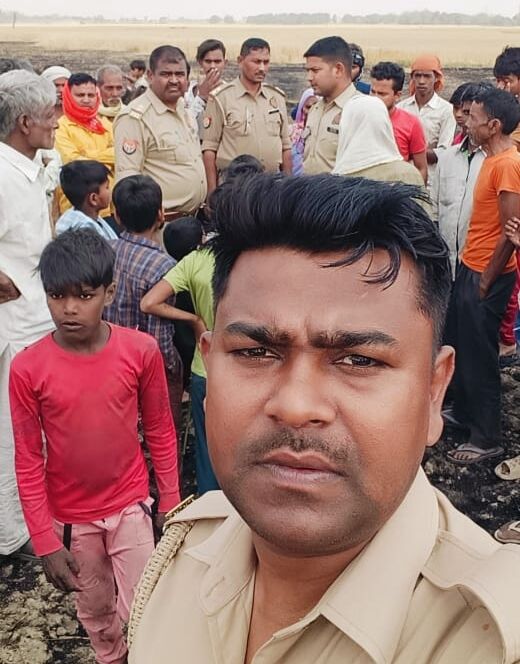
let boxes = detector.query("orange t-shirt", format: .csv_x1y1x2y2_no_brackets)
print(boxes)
462,146,520,273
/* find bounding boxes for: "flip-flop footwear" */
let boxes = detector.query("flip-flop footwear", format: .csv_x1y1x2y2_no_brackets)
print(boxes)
446,444,505,466
495,520,520,544
495,455,520,480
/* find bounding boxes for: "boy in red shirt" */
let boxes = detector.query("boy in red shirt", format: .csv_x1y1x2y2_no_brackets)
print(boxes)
9,228,180,664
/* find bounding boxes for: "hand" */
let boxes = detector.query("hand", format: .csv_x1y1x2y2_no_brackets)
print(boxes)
197,68,222,101
479,273,490,300
42,547,81,593
505,216,520,248
154,511,166,534
0,270,20,304
193,316,208,344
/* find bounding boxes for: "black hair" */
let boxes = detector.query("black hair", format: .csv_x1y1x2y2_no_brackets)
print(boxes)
149,45,189,76
474,87,520,135
210,174,451,348
39,228,114,295
59,160,110,210
68,72,97,88
349,43,365,71
130,59,146,71
112,175,162,233
240,38,270,57
449,82,472,106
304,36,352,72
459,81,494,104
223,154,264,180
163,216,203,261
370,61,405,92
494,46,520,78
197,39,226,62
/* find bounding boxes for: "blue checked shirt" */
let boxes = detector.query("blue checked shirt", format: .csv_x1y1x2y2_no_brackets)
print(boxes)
104,232,178,368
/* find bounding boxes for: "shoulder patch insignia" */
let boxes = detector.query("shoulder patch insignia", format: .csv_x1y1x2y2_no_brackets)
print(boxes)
203,116,212,129
122,139,138,155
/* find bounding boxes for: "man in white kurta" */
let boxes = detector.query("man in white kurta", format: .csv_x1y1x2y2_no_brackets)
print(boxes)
0,70,57,554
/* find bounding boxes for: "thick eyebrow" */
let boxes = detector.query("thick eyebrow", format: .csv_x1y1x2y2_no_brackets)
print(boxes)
224,322,292,347
224,322,398,350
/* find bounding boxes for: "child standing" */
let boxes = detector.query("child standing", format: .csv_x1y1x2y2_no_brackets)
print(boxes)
103,174,184,431
55,160,118,240
9,228,180,664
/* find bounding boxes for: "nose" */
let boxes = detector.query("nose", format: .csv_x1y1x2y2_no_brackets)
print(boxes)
63,296,78,315
264,358,335,429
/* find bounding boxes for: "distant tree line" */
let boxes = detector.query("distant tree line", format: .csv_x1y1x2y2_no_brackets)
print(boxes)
245,11,520,26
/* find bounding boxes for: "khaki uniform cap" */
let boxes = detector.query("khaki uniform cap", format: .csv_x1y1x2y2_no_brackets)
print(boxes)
128,469,520,664
201,77,291,173
303,84,360,175
114,89,207,213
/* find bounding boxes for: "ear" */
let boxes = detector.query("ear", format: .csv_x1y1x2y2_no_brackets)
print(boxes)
146,69,153,83
490,118,501,135
395,90,402,101
103,282,117,307
426,345,455,447
17,114,31,136
200,331,213,370
237,55,243,66
87,191,98,207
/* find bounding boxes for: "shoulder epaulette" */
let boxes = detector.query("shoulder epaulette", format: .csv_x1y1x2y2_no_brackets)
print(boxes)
210,80,234,98
264,83,286,97
126,94,151,119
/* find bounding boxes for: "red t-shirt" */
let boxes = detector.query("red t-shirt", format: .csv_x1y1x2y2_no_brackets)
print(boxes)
389,107,427,161
9,324,180,556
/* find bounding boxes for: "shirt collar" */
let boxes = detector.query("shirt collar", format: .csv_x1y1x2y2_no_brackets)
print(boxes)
119,230,164,252
0,142,42,182
147,88,185,115
182,469,439,663
325,83,358,110
235,77,268,99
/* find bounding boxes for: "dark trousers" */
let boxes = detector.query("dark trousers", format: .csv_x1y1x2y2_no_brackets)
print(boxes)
190,373,219,494
445,263,515,448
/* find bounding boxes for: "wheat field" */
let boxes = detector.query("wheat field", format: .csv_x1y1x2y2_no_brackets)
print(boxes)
0,22,519,66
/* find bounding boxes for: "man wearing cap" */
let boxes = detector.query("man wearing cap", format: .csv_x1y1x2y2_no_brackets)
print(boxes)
41,65,71,119
397,55,456,182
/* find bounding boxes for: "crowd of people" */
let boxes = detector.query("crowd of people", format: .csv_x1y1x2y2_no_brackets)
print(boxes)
0,34,519,664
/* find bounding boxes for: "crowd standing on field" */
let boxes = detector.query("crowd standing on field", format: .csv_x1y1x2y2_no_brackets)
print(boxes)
0,34,520,664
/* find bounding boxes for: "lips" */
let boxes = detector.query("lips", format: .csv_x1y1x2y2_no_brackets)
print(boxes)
259,450,341,476
61,321,83,330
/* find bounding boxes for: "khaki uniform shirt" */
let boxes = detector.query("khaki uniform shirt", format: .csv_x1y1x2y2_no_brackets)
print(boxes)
129,469,520,664
303,84,360,174
113,89,207,212
201,77,291,173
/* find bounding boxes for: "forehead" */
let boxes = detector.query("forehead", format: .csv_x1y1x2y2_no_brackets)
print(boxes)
71,82,96,93
305,56,331,68
216,248,432,344
101,71,123,84
412,70,434,77
244,48,270,60
202,49,224,60
370,78,395,91
153,58,186,72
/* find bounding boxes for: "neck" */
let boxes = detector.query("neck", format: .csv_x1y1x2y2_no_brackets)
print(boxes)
324,80,350,105
5,134,37,161
129,227,159,242
415,90,434,108
79,205,100,221
240,75,261,95
54,320,110,354
388,104,397,116
251,533,366,625
482,134,513,157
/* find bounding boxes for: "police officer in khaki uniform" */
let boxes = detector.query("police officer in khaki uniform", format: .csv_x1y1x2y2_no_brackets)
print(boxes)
128,175,520,664
303,36,360,174
114,45,207,220
202,37,292,196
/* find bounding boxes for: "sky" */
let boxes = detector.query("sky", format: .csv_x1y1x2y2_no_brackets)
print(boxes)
5,0,520,20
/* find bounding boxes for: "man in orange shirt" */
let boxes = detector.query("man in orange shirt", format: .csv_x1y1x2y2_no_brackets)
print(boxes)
446,88,520,464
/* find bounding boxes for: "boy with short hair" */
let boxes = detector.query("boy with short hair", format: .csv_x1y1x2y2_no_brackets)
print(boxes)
103,174,184,431
55,160,118,240
9,228,180,664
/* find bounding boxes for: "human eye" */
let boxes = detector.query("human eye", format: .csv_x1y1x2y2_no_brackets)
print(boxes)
79,293,94,300
48,292,63,299
334,354,384,371
231,346,279,361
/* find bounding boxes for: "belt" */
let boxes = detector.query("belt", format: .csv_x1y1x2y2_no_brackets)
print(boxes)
164,208,199,222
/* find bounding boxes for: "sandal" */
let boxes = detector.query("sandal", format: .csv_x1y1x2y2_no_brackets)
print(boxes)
446,443,504,466
495,455,520,480
495,520,520,544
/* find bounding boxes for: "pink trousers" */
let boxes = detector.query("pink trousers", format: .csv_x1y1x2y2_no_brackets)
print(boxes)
54,500,154,664
499,261,520,347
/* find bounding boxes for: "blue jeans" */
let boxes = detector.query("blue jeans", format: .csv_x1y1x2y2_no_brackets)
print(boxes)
190,373,219,494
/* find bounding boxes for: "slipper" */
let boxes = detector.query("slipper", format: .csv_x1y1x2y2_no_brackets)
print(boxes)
495,520,520,544
446,443,504,466
495,455,520,480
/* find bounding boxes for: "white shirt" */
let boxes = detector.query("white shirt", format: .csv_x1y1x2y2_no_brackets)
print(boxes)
185,80,208,136
430,137,485,277
55,208,118,241
0,142,53,348
398,92,456,183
